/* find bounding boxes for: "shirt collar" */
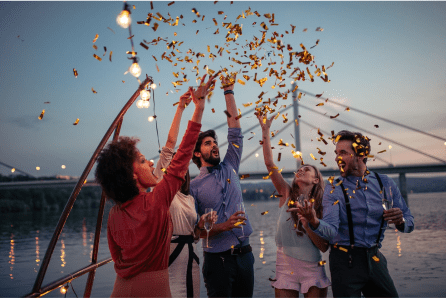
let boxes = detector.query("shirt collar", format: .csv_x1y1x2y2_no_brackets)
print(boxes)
206,164,222,173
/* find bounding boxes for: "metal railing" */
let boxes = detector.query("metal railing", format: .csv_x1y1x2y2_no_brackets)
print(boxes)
24,76,152,298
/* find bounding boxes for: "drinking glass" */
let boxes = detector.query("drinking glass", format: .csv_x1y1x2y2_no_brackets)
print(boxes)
237,202,246,239
382,187,394,229
294,194,308,232
204,208,213,248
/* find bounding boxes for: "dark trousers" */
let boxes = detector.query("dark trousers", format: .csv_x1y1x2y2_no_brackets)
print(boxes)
203,251,255,298
329,246,399,298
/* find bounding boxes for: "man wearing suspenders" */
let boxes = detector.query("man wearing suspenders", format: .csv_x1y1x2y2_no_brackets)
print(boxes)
297,130,414,297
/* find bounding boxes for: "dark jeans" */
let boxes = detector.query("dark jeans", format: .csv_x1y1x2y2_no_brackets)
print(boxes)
329,246,399,298
203,251,255,298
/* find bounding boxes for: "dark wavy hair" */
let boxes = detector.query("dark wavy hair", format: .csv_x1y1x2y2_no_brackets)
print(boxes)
192,130,218,169
334,130,371,164
95,136,140,204
289,164,325,235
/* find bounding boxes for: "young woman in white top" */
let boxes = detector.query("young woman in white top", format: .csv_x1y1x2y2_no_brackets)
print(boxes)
154,81,217,298
257,113,330,298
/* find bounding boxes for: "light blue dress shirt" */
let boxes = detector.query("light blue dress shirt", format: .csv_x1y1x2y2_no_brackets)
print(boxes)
190,128,253,253
313,171,414,248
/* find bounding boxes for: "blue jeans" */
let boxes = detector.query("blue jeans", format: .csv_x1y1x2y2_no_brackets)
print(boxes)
203,251,255,298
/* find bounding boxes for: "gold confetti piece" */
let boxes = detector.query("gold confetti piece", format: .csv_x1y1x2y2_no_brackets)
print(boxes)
211,108,215,113
109,51,113,62
73,68,78,78
335,180,343,186
93,34,98,43
278,153,281,161
330,113,340,119
140,43,149,50
318,260,326,266
227,178,231,183
310,198,315,203
152,22,159,31
38,109,45,120
316,103,324,106
377,150,387,154
44,101,50,104
91,87,97,94
234,221,244,227
92,44,98,50
310,153,317,160
156,64,160,72
261,211,269,215
224,110,232,118
372,256,380,262
338,246,348,252
107,27,115,34
374,124,379,128
335,135,341,143
168,1,174,6
240,174,250,180
345,107,350,111
73,118,79,125
218,11,224,14
93,54,102,61
232,142,239,148
237,79,245,85
333,200,339,205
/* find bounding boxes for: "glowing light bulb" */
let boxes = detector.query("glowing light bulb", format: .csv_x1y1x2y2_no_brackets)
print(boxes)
148,116,154,122
36,166,40,171
60,286,68,294
129,62,141,78
136,99,144,109
291,81,294,84
255,153,259,158
142,100,150,108
61,165,66,169
388,145,392,149
116,10,131,28
150,83,157,90
11,168,15,173
140,89,150,101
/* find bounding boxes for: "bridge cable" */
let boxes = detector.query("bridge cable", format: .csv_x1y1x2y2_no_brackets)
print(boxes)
0,161,35,177
299,103,446,164
297,89,446,143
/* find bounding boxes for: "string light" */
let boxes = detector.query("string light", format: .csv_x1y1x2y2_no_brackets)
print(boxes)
136,99,144,109
140,89,150,101
142,100,150,108
11,168,15,173
60,285,68,294
36,166,40,171
129,58,141,78
116,3,131,29
150,83,157,90
148,116,155,122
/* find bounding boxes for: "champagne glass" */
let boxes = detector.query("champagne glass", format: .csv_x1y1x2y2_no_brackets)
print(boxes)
294,194,308,232
204,208,213,248
382,187,394,229
237,202,246,239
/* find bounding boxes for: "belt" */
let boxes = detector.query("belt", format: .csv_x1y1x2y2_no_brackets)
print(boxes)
207,245,252,255
330,244,377,254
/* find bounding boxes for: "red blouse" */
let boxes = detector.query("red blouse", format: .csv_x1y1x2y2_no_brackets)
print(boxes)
106,121,201,279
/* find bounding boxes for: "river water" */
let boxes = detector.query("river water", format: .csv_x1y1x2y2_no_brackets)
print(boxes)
1,192,445,298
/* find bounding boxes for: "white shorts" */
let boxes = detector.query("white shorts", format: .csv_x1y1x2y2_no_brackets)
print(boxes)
271,247,331,294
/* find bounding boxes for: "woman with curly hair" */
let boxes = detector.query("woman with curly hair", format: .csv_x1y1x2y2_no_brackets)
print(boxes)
257,113,331,298
95,74,216,297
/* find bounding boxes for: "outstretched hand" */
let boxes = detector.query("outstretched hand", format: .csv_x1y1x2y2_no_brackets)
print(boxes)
256,112,275,131
178,90,192,109
223,210,247,231
190,74,217,109
288,199,318,227
221,73,236,91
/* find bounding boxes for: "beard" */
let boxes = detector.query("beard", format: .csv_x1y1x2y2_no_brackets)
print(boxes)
203,152,221,166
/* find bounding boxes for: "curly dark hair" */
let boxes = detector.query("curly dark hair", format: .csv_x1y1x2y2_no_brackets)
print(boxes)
192,130,218,169
334,130,371,164
95,136,140,204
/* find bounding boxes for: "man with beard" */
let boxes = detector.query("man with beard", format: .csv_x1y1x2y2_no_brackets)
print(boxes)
296,130,414,298
190,75,254,298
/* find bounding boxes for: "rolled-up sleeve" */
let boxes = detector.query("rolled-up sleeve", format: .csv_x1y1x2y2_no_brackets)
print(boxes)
224,128,243,172
312,186,340,241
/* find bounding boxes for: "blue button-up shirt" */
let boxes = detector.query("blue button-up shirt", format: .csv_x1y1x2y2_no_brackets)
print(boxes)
313,171,414,248
190,128,253,253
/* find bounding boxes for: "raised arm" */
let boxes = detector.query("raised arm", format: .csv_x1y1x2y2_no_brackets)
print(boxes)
257,113,291,206
221,74,240,128
190,74,217,124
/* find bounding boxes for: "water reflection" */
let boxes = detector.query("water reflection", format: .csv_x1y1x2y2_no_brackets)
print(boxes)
35,230,40,269
9,233,15,280
259,230,266,264
395,230,402,257
60,238,66,271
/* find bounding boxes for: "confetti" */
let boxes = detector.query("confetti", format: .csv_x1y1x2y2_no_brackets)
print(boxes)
38,109,45,120
211,108,215,113
168,1,175,6
372,256,380,262
234,221,244,226
73,118,80,125
316,103,324,107
232,142,239,148
92,88,97,94
374,124,379,128
333,200,339,205
107,27,115,34
224,110,232,118
73,68,78,78
338,246,348,252
140,43,149,50
278,153,281,161
378,150,387,154
227,178,231,183
93,54,102,61
310,153,317,160
261,211,269,215
330,113,340,119
240,174,250,180
335,135,341,143
93,34,99,43
109,51,113,62
93,44,97,50
318,260,326,266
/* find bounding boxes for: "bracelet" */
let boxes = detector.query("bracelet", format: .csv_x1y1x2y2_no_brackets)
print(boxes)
224,90,234,95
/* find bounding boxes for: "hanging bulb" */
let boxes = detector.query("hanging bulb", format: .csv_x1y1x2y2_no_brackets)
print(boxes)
136,99,144,109
116,9,131,28
150,83,157,90
142,100,150,108
129,62,141,78
11,168,16,173
148,116,154,122
60,285,68,294
140,89,150,101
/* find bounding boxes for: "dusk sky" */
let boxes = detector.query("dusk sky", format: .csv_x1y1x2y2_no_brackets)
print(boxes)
1,1,445,179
